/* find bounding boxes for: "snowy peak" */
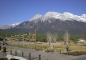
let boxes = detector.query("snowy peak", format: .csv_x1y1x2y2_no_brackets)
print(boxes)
0,25,10,29
9,22,21,28
81,14,86,19
30,12,86,22
43,12,61,20
44,12,61,17
30,14,43,21
0,22,21,29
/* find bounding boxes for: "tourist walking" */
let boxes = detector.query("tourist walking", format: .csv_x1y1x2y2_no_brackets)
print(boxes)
66,45,69,54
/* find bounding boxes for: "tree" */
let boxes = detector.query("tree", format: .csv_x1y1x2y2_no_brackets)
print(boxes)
47,32,58,45
64,31,69,45
52,34,57,43
47,32,52,45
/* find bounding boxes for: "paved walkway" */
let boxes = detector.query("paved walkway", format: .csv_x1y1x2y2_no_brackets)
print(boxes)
0,46,86,60
0,51,4,57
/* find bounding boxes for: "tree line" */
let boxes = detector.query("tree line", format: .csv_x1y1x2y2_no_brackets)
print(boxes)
0,32,86,44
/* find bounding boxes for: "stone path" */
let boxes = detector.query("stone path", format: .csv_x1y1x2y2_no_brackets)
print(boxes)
0,46,86,60
0,51,4,57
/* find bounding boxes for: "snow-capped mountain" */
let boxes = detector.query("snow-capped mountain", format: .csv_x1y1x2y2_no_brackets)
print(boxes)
0,22,21,29
0,12,86,34
30,12,86,22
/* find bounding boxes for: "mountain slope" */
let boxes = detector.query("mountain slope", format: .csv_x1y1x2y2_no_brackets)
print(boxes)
14,19,86,34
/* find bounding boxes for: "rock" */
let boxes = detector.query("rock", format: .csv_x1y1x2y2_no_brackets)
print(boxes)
6,54,27,60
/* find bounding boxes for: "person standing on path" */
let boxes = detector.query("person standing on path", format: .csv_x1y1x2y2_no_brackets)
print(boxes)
66,45,69,54
2,41,7,56
0,42,1,51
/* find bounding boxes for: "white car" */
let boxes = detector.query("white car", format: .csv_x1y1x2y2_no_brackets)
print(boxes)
77,39,86,43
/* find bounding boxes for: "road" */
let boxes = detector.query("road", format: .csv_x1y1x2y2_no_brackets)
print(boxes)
5,46,86,60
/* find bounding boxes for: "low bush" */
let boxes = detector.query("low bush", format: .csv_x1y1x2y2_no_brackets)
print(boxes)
63,51,86,56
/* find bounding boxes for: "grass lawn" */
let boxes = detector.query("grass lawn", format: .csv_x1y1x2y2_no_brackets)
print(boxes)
7,41,86,55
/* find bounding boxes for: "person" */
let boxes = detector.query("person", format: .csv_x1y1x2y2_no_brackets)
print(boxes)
66,45,69,54
0,42,1,51
3,43,7,56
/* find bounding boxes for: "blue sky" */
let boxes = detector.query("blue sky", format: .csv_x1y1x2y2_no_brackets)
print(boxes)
0,0,86,26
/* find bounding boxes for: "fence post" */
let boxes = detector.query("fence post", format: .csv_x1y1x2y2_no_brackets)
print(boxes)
22,51,23,57
39,54,41,60
60,49,61,53
76,51,78,55
29,53,31,60
35,45,36,50
15,50,17,56
10,50,12,55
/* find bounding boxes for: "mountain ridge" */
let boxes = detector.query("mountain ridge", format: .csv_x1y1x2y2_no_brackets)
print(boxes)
30,12,86,23
0,22,21,29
